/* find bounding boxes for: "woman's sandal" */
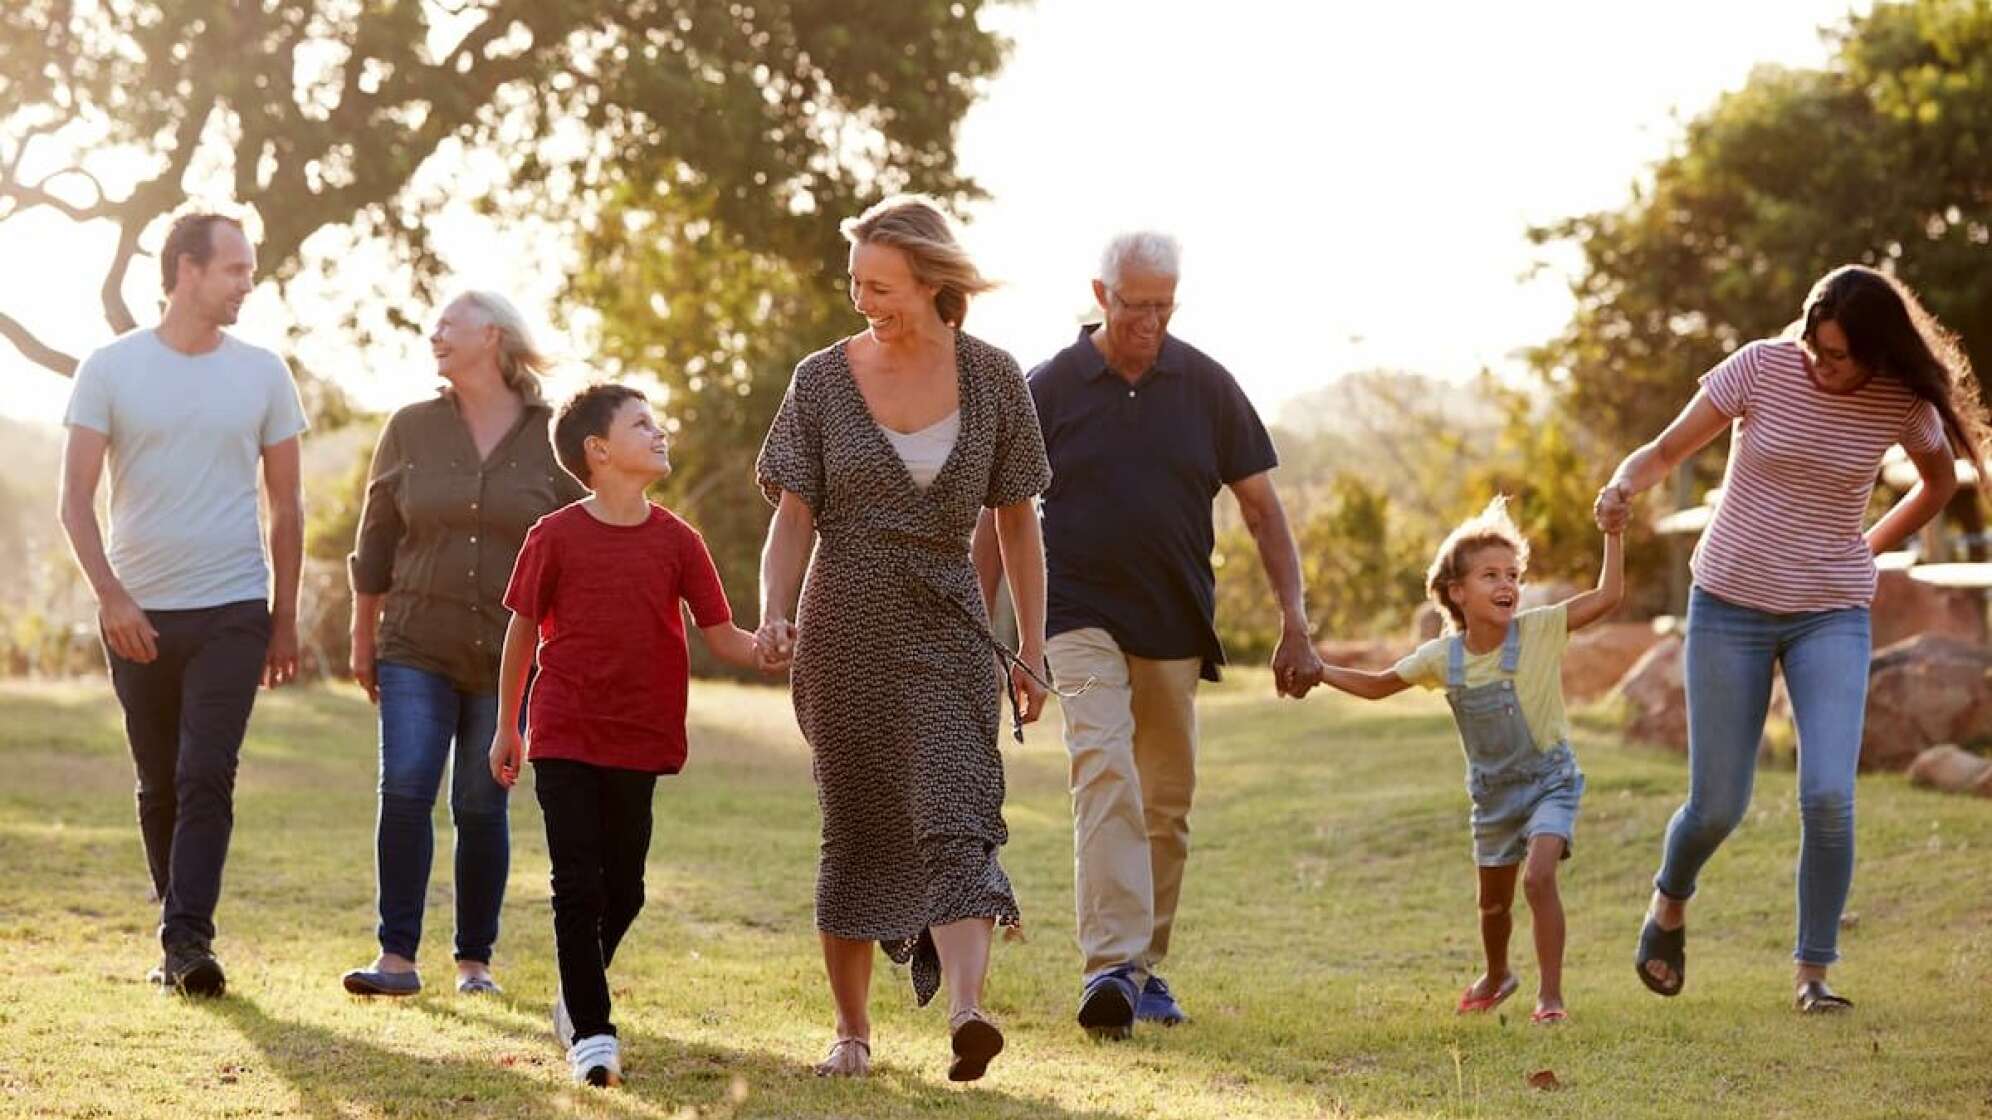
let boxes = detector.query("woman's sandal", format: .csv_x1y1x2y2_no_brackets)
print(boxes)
1530,1007,1568,1026
1795,980,1853,1014
948,1008,1005,1083
1455,972,1519,1014
813,1036,871,1078
1635,915,1686,997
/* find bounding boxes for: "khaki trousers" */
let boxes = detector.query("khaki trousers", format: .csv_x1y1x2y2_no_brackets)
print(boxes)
1046,627,1201,982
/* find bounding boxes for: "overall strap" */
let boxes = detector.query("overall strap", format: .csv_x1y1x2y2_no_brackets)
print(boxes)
1499,619,1523,674
1446,634,1467,689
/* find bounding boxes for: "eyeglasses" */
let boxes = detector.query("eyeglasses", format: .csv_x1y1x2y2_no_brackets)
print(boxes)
1108,288,1177,321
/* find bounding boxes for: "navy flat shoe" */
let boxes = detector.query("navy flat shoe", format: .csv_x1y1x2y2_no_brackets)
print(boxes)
342,967,422,996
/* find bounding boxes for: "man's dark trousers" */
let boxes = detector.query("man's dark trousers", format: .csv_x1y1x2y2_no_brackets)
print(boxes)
105,599,270,950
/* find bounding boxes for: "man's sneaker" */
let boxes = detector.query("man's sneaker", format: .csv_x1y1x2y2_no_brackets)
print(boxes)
568,1033,621,1087
1136,974,1188,1025
1077,965,1139,1040
552,988,575,1049
163,942,226,998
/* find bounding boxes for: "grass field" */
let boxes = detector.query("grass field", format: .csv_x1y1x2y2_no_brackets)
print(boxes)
0,674,1988,1119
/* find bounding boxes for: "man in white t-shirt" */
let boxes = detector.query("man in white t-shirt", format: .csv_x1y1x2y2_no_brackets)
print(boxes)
58,212,308,998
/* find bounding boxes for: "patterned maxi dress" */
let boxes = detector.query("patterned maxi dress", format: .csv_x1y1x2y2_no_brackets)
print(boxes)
756,331,1051,1005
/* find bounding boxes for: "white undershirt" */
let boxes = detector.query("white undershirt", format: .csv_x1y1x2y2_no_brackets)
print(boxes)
880,409,960,488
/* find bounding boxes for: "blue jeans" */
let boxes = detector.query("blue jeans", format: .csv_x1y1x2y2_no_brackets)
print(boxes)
1655,587,1871,966
374,660,510,963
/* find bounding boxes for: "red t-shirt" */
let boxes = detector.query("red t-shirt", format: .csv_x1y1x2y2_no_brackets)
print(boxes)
503,502,732,774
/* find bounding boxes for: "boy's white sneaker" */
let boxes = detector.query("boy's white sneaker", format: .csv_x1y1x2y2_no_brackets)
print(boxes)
569,1033,621,1087
552,987,574,1049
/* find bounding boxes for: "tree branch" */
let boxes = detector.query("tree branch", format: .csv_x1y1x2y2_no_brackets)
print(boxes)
0,311,79,377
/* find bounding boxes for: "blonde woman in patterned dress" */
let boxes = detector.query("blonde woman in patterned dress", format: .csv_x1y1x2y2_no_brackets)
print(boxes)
756,195,1051,1082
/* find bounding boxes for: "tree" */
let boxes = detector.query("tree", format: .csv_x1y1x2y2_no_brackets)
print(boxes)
1528,0,1992,457
0,0,1010,376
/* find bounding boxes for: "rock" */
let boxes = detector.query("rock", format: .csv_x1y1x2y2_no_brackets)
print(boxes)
1871,569,1987,649
1315,639,1407,672
1410,603,1445,643
1616,634,1687,750
1904,744,1992,797
1860,636,1992,771
1563,621,1669,704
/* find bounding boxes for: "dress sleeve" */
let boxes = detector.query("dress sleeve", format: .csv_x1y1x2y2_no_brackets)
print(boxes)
757,357,825,512
347,413,406,595
984,348,1052,508
1698,341,1763,418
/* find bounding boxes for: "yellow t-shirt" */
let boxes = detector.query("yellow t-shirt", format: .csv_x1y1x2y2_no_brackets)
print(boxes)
1391,604,1571,751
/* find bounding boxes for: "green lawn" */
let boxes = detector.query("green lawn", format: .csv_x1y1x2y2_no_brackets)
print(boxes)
0,674,1988,1119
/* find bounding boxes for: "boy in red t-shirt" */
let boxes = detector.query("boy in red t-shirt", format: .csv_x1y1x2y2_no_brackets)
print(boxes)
489,383,766,1088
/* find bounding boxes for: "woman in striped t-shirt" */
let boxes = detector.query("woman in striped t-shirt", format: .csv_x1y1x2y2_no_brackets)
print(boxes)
1595,266,1988,1013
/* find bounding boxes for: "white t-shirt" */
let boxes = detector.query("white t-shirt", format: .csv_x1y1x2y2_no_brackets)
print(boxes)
64,328,309,610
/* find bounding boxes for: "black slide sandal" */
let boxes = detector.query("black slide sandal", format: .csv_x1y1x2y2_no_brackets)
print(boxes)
1795,980,1853,1014
1636,916,1686,997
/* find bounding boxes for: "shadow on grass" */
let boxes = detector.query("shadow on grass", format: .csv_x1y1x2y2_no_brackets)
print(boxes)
207,995,577,1119
411,996,1138,1120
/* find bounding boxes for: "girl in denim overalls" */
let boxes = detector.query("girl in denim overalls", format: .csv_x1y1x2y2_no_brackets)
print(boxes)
1308,496,1624,1024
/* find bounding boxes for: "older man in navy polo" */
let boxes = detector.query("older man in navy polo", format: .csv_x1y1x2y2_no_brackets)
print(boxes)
978,231,1322,1039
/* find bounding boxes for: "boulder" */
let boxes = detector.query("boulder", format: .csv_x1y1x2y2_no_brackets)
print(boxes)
1860,636,1992,771
1616,634,1687,750
1563,621,1670,704
1904,745,1992,797
1315,639,1407,672
1870,569,1987,649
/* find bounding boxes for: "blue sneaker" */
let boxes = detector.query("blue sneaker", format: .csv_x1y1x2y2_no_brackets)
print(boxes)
1077,965,1139,1040
1137,974,1187,1025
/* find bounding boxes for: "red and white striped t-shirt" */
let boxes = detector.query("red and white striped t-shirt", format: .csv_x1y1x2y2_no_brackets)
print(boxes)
1691,338,1946,613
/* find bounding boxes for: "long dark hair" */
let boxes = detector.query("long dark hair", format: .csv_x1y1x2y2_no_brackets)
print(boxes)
1797,265,1990,486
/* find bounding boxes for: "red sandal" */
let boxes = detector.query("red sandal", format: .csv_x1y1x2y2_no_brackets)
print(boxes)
1456,973,1519,1014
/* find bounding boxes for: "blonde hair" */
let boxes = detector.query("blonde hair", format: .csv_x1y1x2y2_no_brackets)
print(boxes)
453,290,550,404
1425,496,1531,632
839,194,994,328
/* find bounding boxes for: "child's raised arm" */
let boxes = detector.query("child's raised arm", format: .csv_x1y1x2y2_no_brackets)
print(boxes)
699,621,764,671
1563,522,1625,633
488,611,536,788
1314,663,1414,701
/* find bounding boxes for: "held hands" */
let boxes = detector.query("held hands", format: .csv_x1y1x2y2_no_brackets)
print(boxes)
1272,624,1324,699
754,618,797,675
489,725,524,789
1593,483,1632,535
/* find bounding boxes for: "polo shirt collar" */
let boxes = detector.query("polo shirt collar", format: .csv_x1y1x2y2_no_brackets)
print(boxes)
1075,323,1182,382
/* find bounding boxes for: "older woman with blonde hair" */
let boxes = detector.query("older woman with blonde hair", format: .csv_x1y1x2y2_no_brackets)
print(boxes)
341,291,584,997
757,195,1052,1081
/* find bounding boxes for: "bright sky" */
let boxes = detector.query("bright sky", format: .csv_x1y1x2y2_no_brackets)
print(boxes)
0,0,1866,427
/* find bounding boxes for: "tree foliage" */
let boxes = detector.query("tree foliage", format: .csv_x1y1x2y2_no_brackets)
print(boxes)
0,0,1009,376
1529,0,1992,456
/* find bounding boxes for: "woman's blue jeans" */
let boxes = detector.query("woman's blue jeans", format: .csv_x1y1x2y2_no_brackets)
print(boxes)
374,660,510,963
1655,586,1871,966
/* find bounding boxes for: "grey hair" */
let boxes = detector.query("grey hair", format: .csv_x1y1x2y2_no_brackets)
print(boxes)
452,290,550,404
1098,231,1182,288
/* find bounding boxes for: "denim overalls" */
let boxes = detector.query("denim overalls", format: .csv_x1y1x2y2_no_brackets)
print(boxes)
1443,621,1584,867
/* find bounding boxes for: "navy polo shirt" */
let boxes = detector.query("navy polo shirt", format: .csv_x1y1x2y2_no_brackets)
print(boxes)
1030,325,1278,680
